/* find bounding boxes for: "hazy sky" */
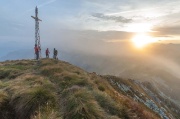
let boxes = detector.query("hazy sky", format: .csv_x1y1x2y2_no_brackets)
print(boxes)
1,0,180,58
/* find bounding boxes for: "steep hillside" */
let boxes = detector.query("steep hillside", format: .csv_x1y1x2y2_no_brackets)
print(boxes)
104,76,180,119
0,59,175,119
62,51,180,107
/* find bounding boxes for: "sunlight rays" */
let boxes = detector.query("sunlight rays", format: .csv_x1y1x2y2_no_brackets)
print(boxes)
131,33,158,48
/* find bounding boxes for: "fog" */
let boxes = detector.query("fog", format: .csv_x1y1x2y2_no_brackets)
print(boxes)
48,30,180,105
62,42,180,105
1,30,180,106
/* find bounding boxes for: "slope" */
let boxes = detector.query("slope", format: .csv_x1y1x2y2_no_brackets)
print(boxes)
0,59,163,119
104,76,180,119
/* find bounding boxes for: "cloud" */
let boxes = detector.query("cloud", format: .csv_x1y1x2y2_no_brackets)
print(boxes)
153,26,180,37
92,13,132,23
38,0,57,8
24,0,57,13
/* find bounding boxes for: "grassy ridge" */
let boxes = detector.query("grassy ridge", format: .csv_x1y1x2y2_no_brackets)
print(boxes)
0,59,160,119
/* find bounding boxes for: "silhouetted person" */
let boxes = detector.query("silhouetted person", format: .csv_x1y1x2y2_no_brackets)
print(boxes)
46,48,50,58
53,48,56,59
55,49,58,60
34,44,39,60
53,48,58,60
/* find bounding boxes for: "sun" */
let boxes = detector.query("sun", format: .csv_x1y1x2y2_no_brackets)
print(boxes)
131,33,157,48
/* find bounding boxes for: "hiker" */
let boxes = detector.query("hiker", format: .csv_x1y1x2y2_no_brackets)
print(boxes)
55,49,58,60
53,48,58,60
53,48,56,59
46,48,50,58
34,44,39,60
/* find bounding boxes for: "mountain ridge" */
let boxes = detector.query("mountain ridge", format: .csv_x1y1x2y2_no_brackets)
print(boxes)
0,59,179,119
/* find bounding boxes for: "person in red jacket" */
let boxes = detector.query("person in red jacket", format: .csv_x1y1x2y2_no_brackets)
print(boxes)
46,48,50,58
34,44,39,60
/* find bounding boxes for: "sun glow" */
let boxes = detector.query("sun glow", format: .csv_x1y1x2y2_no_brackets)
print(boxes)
131,33,157,48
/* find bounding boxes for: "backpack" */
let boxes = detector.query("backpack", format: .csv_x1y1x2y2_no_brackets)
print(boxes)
55,50,57,55
46,49,49,54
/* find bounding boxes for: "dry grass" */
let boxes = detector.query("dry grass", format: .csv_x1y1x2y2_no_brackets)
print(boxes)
0,91,15,119
31,110,62,119
41,66,63,77
61,86,106,119
0,59,161,119
94,91,129,119
10,87,57,119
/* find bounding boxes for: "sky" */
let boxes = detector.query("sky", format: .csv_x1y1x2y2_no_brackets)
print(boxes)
1,0,180,58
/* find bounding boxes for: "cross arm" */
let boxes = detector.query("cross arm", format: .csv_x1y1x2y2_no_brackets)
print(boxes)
31,16,42,21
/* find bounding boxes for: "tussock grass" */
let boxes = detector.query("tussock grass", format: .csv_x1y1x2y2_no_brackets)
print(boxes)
0,91,8,106
94,91,129,119
41,66,63,76
0,91,15,119
61,86,105,119
10,87,57,119
0,69,11,79
6,75,55,96
31,102,61,119
44,70,90,90
0,69,23,79
4,65,28,70
24,76,55,90
0,59,161,119
40,59,56,67
0,81,8,89
98,85,105,92
8,70,23,79
73,70,81,75
14,61,35,66
60,75,89,89
108,116,121,119
32,111,62,119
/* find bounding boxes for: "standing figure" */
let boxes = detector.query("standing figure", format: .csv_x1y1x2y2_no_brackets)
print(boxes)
46,48,50,58
34,44,39,60
55,49,58,60
53,48,58,60
53,48,56,59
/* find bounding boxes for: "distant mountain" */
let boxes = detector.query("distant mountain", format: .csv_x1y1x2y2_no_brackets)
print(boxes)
0,49,34,61
0,59,179,119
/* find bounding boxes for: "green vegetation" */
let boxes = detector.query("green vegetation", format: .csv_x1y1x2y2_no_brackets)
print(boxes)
10,87,57,119
94,92,129,119
0,59,161,119
61,87,105,119
98,85,105,92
